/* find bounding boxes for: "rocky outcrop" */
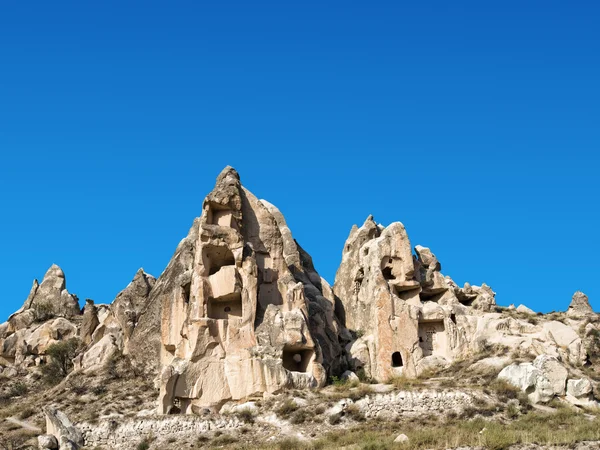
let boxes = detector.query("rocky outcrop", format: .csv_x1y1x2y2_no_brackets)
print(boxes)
155,167,344,412
0,264,83,366
334,216,494,381
43,407,84,450
112,268,156,354
498,354,598,407
75,269,156,371
567,291,595,318
80,300,99,346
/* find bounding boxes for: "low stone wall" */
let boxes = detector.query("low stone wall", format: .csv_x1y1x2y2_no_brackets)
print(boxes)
356,390,475,419
79,415,242,448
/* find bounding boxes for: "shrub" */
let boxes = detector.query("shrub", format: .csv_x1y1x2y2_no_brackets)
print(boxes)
276,437,305,450
234,407,256,424
276,399,298,418
345,404,365,422
45,338,81,378
68,376,88,395
290,409,311,425
91,385,107,396
210,434,237,446
8,382,28,398
136,435,154,450
18,407,35,420
35,302,54,322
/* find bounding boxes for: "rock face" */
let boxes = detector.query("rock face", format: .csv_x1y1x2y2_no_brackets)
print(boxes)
498,354,597,407
567,291,595,318
75,269,156,371
0,265,81,367
112,268,156,354
333,217,495,381
155,167,344,412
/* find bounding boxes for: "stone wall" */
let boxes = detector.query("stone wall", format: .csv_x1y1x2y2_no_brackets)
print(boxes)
79,415,243,448
355,390,475,419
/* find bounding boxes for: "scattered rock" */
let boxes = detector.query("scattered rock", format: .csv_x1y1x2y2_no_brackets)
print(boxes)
394,433,409,443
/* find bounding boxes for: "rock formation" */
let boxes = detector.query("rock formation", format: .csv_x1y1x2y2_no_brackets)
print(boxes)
333,216,497,381
567,291,595,318
0,165,598,448
0,265,81,368
155,167,344,412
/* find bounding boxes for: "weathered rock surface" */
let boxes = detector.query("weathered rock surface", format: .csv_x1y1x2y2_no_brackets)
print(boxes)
0,165,598,446
567,291,595,318
498,354,597,406
44,407,84,450
334,217,498,381
153,167,344,412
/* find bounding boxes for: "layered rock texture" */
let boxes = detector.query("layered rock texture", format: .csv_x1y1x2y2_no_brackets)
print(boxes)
155,167,344,412
0,167,599,450
334,216,497,381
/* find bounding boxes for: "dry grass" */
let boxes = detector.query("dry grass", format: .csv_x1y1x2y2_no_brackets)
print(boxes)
226,408,600,450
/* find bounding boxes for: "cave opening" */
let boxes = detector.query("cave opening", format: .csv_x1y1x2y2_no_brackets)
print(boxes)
207,292,243,320
391,351,403,368
203,245,236,276
282,347,313,373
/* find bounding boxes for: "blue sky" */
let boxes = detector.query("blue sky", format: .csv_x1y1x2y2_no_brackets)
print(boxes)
1,1,599,321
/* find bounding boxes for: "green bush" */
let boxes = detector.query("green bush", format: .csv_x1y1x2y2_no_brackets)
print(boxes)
40,338,81,385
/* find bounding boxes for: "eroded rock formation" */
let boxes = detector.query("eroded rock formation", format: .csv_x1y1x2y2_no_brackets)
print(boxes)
0,165,598,435
334,217,487,380
156,167,344,412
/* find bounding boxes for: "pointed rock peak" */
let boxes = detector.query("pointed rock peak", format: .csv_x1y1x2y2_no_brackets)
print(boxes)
415,245,439,268
44,264,65,279
567,291,594,317
362,215,375,227
215,166,240,185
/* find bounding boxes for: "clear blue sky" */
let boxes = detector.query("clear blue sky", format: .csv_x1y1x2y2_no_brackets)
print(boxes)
1,1,599,321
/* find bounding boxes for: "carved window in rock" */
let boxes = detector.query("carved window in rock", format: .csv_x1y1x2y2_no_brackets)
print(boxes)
202,245,235,276
207,292,243,320
181,282,191,304
282,347,313,373
256,252,282,310
418,320,445,357
170,398,182,415
391,351,403,368
207,202,235,228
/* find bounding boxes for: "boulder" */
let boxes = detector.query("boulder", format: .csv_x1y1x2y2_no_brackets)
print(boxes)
532,354,567,396
341,370,359,382
43,407,83,450
567,378,593,399
394,434,409,443
38,434,59,449
498,360,554,403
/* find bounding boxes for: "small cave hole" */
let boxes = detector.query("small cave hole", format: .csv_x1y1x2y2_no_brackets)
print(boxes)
170,398,182,415
450,313,457,324
391,352,403,368
207,292,242,320
182,282,191,304
282,348,313,373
